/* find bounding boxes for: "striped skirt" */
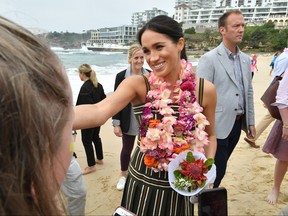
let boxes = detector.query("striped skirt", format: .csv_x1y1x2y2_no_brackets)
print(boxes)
121,145,194,216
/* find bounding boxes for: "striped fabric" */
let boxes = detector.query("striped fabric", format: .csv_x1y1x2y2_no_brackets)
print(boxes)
121,104,194,216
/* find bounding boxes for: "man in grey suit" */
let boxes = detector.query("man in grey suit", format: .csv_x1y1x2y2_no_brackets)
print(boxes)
197,10,256,188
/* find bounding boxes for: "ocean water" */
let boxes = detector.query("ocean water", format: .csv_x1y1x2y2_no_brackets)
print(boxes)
52,47,199,105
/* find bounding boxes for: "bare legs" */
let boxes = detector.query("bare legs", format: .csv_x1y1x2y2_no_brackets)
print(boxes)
267,160,288,205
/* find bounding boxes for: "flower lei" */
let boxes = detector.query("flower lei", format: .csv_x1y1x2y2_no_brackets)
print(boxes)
139,59,210,172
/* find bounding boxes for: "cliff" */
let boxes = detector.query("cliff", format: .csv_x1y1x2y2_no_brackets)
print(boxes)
37,31,91,49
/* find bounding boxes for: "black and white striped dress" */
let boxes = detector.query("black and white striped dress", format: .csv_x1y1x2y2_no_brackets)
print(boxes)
120,75,202,216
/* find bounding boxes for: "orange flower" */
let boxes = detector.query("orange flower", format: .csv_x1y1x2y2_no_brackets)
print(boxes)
174,143,190,154
144,155,159,168
149,119,161,128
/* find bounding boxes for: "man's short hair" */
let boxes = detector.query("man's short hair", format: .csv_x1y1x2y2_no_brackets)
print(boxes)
218,10,243,29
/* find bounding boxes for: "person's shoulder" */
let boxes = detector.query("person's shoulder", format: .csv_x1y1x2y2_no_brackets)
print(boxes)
202,78,215,91
240,51,250,59
239,50,249,56
201,46,218,58
83,80,93,86
116,69,127,76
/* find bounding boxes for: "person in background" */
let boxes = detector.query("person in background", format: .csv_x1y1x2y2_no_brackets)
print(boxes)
76,64,106,175
0,16,74,215
269,51,280,76
61,130,87,215
243,109,274,148
250,54,258,79
262,55,288,205
197,10,256,188
112,44,150,191
73,15,217,215
243,48,288,147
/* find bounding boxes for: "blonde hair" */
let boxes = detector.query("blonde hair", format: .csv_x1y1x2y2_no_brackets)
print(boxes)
0,16,71,215
128,43,142,64
78,64,98,87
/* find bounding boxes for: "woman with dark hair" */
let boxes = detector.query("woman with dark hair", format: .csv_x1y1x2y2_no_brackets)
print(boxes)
74,15,217,215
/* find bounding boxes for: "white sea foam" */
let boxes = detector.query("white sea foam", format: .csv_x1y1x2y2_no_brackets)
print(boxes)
54,48,199,105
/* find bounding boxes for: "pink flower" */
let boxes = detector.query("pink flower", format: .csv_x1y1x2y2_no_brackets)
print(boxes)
146,128,161,141
160,88,171,100
174,121,186,136
193,113,209,129
162,115,177,125
180,80,195,92
173,137,188,146
140,137,158,151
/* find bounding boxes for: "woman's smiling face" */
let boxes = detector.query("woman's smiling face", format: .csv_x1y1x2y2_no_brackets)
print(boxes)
141,30,184,82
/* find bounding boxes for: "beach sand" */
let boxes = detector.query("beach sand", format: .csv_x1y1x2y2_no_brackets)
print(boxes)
73,54,288,215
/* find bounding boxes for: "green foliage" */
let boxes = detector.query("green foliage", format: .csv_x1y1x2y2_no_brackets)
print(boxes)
186,151,194,163
205,158,214,170
270,28,288,50
241,23,287,51
184,27,196,34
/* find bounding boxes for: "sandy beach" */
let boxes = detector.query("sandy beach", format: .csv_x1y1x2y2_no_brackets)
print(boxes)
73,54,288,215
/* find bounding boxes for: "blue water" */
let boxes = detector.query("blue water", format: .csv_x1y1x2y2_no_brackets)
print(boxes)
52,47,199,105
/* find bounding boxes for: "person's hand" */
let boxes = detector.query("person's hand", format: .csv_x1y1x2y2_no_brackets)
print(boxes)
282,125,288,141
246,125,256,139
113,125,123,137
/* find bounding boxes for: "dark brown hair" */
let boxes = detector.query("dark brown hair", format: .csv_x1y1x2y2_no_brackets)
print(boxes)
137,15,187,60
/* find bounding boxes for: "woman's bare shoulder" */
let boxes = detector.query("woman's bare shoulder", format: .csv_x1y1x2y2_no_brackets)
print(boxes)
196,77,216,107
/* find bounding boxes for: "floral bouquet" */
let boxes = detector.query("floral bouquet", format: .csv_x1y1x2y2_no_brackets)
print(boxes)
168,150,216,196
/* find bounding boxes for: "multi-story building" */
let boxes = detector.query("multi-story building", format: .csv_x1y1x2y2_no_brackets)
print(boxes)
83,7,168,51
82,25,138,51
132,7,168,27
175,0,288,31
175,0,216,9
89,25,137,45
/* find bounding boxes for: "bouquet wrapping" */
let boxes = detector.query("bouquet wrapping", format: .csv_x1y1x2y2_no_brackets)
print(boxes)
168,150,216,196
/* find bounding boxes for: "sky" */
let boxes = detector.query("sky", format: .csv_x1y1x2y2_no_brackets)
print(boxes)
0,0,175,33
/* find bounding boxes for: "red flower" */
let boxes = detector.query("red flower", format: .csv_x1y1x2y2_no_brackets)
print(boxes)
180,80,194,92
173,151,214,191
180,159,208,184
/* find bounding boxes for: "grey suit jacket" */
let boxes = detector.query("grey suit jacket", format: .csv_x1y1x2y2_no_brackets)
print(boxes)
196,42,255,139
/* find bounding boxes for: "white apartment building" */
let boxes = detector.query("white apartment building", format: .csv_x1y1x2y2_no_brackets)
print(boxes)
174,0,288,30
84,8,169,47
88,25,138,45
175,0,216,9
131,8,168,27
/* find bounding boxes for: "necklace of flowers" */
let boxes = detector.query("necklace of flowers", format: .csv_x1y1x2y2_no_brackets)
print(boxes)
139,59,210,172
